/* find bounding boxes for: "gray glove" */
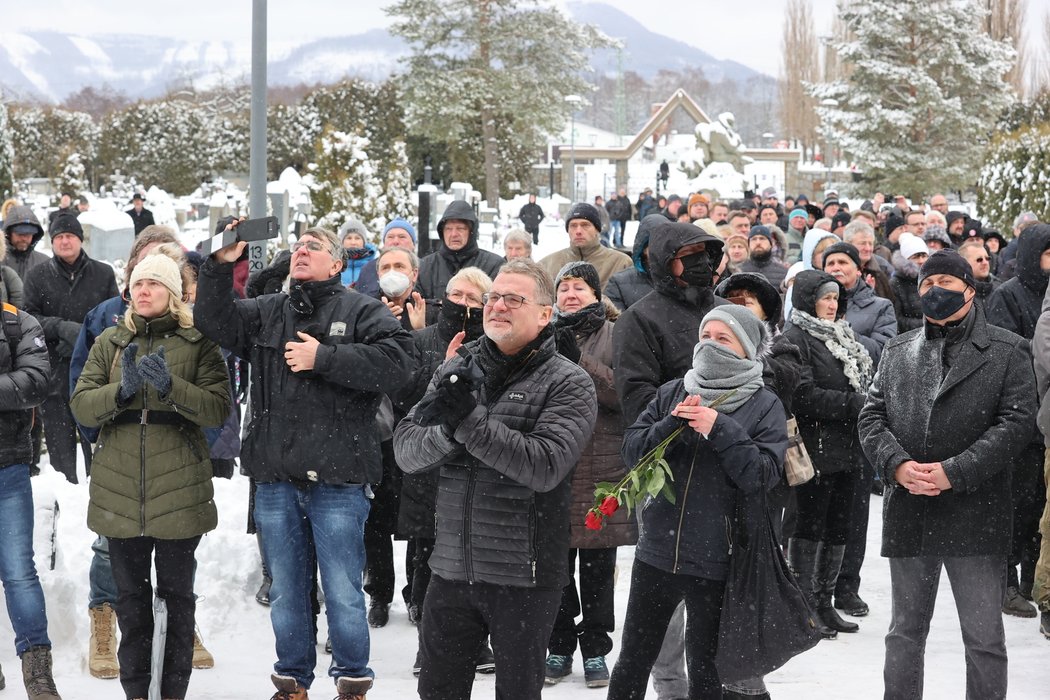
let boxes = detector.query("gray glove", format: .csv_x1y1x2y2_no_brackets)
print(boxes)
138,346,172,396
117,343,143,403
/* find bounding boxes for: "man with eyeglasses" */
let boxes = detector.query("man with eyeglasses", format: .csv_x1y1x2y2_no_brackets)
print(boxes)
959,240,1001,301
395,258,597,700
196,224,415,700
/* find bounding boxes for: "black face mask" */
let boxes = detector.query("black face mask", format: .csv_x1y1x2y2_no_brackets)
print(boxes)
921,285,969,321
677,251,713,288
441,298,485,340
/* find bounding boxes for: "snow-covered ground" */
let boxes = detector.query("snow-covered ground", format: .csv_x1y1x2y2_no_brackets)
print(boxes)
4,222,1048,698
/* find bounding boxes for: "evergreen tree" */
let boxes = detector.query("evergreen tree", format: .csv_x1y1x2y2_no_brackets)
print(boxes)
9,106,99,186
808,0,1016,196
304,129,384,233
387,0,611,207
977,93,1050,228
0,95,13,197
58,151,88,196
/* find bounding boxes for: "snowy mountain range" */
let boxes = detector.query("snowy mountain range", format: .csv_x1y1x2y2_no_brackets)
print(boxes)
0,2,768,104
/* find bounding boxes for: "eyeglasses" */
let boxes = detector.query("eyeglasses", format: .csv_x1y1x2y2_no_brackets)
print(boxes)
448,289,483,306
482,292,530,309
973,256,988,263
291,240,332,254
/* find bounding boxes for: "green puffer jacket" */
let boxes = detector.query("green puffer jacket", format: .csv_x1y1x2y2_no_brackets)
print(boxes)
70,313,230,539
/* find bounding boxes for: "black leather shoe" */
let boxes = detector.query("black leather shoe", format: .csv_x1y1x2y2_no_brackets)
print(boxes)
834,591,870,617
367,602,390,628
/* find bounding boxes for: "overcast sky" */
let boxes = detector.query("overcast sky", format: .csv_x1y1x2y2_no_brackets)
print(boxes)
7,0,1047,77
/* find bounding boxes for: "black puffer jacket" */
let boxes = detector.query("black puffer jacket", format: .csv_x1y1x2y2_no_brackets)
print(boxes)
889,251,923,333
195,259,415,484
623,380,786,581
986,223,1050,340
23,251,119,380
394,333,598,590
613,220,728,423
784,271,866,474
417,201,504,301
605,214,661,311
0,308,50,467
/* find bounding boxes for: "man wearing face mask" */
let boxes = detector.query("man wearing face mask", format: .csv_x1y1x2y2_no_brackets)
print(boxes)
859,250,1036,700
417,201,504,316
985,223,1050,619
376,247,425,331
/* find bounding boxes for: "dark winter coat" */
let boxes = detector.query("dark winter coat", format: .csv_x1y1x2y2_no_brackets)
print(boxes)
355,259,381,299
764,333,803,417
3,205,48,283
840,279,897,366
858,304,1036,558
126,207,156,235
739,256,789,290
986,224,1050,340
417,201,505,301
974,275,1002,302
605,214,659,311
394,333,597,590
863,256,897,306
613,220,728,423
518,202,545,233
623,381,786,580
561,307,636,549
1032,283,1050,447
0,308,50,468
70,313,230,539
889,251,923,333
23,252,119,389
194,259,415,484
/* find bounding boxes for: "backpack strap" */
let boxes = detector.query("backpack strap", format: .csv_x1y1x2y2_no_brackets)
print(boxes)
1,302,20,349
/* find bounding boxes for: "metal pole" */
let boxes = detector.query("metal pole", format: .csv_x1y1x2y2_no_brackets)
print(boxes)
569,111,576,202
248,0,268,273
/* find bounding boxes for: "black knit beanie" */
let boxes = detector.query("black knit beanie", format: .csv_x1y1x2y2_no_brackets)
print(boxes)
821,241,862,270
919,250,975,289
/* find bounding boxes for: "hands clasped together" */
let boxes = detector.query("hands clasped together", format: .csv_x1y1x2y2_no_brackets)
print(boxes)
894,460,953,496
671,394,718,436
118,343,173,402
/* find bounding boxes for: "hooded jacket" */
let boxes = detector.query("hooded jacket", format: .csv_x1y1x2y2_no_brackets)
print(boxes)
417,201,504,301
605,214,661,310
2,205,49,282
0,232,24,307
986,223,1050,340
889,250,924,333
612,220,729,423
800,229,839,271
784,271,866,474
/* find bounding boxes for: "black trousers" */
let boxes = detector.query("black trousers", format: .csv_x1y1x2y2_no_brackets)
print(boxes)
607,559,725,700
409,537,435,612
793,469,857,545
364,440,407,606
1010,443,1047,587
526,227,539,245
419,575,561,700
548,547,617,658
837,457,874,596
109,535,201,700
38,360,91,483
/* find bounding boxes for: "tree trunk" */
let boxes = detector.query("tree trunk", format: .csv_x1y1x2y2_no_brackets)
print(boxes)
477,0,500,209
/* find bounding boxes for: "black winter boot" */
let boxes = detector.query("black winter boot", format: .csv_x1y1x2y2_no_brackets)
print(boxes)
787,538,837,640
816,543,859,634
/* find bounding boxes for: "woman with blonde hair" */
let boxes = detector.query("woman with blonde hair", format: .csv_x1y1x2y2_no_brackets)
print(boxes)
71,252,230,700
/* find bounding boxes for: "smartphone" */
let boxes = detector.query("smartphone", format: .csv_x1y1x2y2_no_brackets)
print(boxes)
201,216,279,255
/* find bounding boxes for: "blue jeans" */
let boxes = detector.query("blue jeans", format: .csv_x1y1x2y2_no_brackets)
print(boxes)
0,465,52,655
610,220,623,247
254,481,373,689
89,536,119,609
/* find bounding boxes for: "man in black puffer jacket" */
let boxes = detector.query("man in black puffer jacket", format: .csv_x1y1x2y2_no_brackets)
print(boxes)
395,259,597,700
197,225,415,699
417,201,504,311
613,220,729,424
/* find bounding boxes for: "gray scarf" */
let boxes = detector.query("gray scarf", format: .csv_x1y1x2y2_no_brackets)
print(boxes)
790,308,873,392
683,341,765,414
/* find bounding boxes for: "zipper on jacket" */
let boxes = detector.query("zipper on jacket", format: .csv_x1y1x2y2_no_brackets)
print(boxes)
672,441,701,573
464,466,477,584
528,499,537,584
725,515,733,556
139,328,154,536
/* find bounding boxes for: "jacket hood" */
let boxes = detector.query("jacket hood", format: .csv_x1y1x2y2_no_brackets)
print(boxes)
801,229,839,271
891,249,922,280
791,269,846,319
647,220,724,296
1016,223,1050,294
3,205,45,250
437,201,478,242
633,214,664,275
714,271,783,322
0,225,5,262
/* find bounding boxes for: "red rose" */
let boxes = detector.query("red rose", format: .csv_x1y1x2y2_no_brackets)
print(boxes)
599,495,619,517
585,510,604,530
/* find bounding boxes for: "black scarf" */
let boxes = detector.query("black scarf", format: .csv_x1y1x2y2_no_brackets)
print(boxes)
438,298,485,343
439,236,480,267
288,274,343,317
553,301,606,340
475,325,553,395
55,249,86,277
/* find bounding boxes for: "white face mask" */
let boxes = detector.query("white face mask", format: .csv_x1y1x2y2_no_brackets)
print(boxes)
379,271,411,298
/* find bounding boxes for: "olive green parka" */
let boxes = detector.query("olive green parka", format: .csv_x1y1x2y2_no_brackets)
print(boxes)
70,313,230,539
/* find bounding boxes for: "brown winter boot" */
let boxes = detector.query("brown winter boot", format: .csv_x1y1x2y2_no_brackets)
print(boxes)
88,603,120,679
270,673,309,700
191,626,215,669
21,646,61,700
335,676,372,700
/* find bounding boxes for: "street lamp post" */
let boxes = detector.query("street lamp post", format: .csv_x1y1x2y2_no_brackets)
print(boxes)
565,94,582,202
820,99,839,197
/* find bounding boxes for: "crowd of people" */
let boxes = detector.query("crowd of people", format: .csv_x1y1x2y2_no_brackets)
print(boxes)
0,183,1048,700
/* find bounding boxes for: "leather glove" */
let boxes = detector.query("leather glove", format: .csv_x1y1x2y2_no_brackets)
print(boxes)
414,353,484,431
117,343,143,404
554,326,582,364
138,346,172,396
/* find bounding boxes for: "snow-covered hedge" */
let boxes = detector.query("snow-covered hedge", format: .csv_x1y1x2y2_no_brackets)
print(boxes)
977,123,1050,231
